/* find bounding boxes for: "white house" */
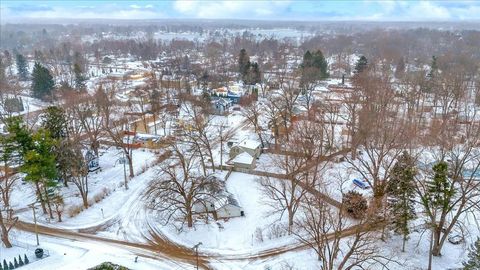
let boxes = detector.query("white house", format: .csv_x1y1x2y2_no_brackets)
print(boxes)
229,139,262,159
216,195,244,219
193,193,245,219
231,152,256,170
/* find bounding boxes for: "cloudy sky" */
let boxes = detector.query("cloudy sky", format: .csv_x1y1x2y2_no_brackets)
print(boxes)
1,0,480,22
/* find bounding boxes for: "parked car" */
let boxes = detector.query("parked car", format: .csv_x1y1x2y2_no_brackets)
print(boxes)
353,178,369,189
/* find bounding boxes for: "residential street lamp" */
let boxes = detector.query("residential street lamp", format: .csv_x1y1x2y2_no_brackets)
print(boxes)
28,202,39,246
115,151,129,190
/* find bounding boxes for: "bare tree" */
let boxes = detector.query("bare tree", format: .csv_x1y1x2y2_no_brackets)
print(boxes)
241,100,266,147
260,120,324,233
147,144,219,228
181,97,216,175
295,193,396,270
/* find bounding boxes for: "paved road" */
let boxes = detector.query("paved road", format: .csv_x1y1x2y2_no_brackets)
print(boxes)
12,217,383,270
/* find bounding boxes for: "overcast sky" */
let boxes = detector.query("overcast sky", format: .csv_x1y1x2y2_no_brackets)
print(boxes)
1,0,480,22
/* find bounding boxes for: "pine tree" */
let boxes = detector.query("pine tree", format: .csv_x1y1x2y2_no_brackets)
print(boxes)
18,255,23,266
16,54,28,80
387,151,417,251
238,49,250,80
420,161,454,257
13,258,17,268
8,262,13,269
41,106,68,140
424,161,453,210
4,116,33,158
245,62,261,85
24,254,29,264
31,62,55,100
427,56,438,79
354,55,368,74
300,50,328,85
21,128,59,218
463,238,480,270
73,62,87,90
312,50,329,79
2,259,7,270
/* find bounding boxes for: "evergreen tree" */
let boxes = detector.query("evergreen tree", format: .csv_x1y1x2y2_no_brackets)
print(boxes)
8,262,13,269
420,161,454,257
463,238,480,270
424,161,453,210
4,116,33,158
245,62,261,85
18,255,23,266
354,55,368,74
15,54,28,80
13,258,17,268
427,55,438,79
387,151,417,251
21,129,59,218
300,50,328,84
73,62,87,90
2,259,7,270
24,254,29,264
41,106,68,140
31,62,55,100
42,106,70,186
238,49,250,80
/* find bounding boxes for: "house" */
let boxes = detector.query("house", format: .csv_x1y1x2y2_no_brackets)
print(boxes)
216,195,244,219
193,194,245,219
231,152,256,169
192,175,245,219
229,139,262,160
134,133,163,149
211,98,232,115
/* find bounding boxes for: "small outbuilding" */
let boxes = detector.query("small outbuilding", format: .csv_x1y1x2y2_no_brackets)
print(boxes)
231,152,256,170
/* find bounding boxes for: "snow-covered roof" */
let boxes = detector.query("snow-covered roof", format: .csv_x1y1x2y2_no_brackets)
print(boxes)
135,133,161,141
232,152,254,165
210,192,242,209
238,139,261,150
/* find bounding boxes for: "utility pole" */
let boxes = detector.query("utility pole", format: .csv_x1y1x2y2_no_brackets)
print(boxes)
28,203,39,246
192,242,202,270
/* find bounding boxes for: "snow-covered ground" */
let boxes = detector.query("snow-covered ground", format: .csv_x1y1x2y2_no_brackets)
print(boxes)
155,172,296,254
2,230,188,270
12,147,158,229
